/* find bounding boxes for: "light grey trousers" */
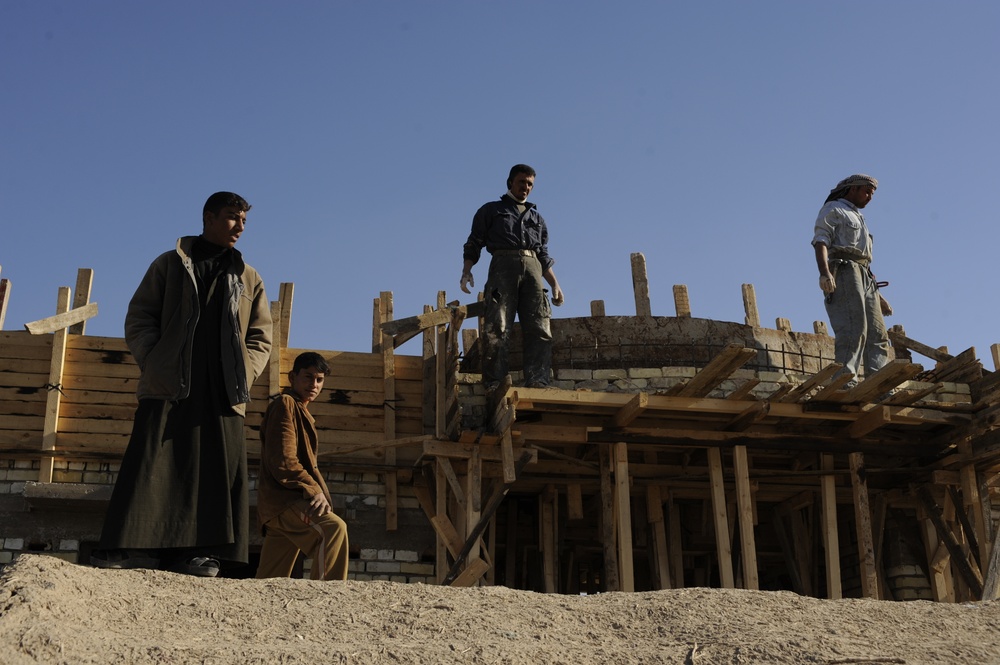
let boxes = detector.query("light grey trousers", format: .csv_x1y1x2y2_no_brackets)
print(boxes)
824,260,890,387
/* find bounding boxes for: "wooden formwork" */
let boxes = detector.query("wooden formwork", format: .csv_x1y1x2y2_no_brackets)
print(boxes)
5,260,1000,602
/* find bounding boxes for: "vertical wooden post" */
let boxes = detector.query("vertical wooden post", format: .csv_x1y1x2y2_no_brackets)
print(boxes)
379,291,398,532
958,441,991,569
39,287,71,483
0,265,10,329
820,453,842,599
991,343,1000,372
732,445,759,590
613,442,635,592
540,484,558,593
630,252,652,317
707,447,735,588
435,292,447,439
505,499,518,587
278,282,294,345
668,495,685,588
268,300,283,398
465,445,482,567
646,484,672,589
435,460,448,583
742,284,760,327
599,444,620,591
673,285,691,318
590,300,606,317
422,305,436,434
68,268,94,335
850,452,880,599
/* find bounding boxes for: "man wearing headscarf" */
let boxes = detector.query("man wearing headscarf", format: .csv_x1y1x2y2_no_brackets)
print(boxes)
812,174,891,389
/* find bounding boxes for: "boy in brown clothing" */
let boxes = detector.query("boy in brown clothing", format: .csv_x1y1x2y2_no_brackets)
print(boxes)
255,352,349,580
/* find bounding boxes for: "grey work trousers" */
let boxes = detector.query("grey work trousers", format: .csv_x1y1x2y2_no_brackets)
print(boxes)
482,253,553,387
824,260,889,387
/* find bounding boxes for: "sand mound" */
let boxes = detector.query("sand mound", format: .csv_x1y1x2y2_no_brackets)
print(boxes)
2,555,1000,664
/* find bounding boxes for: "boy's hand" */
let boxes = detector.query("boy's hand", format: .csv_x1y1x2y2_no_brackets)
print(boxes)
307,492,333,517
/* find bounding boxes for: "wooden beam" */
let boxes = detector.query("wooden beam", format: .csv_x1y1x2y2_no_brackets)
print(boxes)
820,453,842,599
646,483,672,589
379,291,398,532
849,452,880,599
732,445,759,590
590,300,606,317
268,300,283,398
25,302,98,335
981,508,1000,600
917,485,984,598
842,360,923,404
614,442,635,592
630,252,651,317
567,483,584,521
778,363,843,403
450,557,490,588
68,269,94,335
845,405,891,439
722,400,769,432
39,287,72,482
599,444,620,591
441,452,533,586
888,329,953,363
707,447,735,588
540,484,558,592
278,282,294,346
0,271,10,329
613,391,648,427
676,344,757,398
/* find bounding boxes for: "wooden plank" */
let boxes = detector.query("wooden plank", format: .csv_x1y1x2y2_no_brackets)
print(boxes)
888,329,953,363
590,300,605,317
441,451,533,586
500,429,516,483
598,444,620,592
820,453,842,599
811,373,856,402
567,483,584,521
268,300,282,399
449,556,490,588
436,456,466,511
39,287,72,482
278,282,294,346
841,360,923,404
630,253,651,317
676,344,756,398
435,462,448,583
540,485,557,592
613,391,648,427
68,269,94,335
646,482,672,590
722,400,769,432
613,442,635,592
845,405,891,439
849,452,880,599
668,496,684,588
742,284,760,327
707,447,735,588
778,363,843,403
732,445,759,590
420,439,537,464
429,513,464,559
917,485,984,598
435,292,447,439
25,302,98,335
0,277,10,329
380,291,398,532
981,508,1000,600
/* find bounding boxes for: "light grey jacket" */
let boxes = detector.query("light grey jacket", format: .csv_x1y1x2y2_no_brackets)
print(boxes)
125,236,272,415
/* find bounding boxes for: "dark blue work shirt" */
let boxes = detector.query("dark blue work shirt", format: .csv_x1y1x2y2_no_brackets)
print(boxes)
462,194,555,272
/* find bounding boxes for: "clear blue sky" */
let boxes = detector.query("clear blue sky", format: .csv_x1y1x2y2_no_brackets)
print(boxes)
3,2,997,369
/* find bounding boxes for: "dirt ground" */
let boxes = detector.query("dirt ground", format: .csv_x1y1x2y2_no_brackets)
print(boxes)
3,555,1000,664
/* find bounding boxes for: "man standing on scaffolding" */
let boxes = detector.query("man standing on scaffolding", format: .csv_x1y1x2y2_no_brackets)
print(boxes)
460,164,564,390
812,173,891,388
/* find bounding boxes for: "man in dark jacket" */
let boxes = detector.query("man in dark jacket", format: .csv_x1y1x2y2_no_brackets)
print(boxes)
92,191,272,577
461,164,564,389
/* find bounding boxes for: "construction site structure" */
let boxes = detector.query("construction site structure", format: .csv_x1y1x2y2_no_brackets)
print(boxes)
2,256,1000,601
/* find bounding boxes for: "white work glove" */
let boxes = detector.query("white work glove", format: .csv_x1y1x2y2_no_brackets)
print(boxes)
819,274,836,295
460,271,474,294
